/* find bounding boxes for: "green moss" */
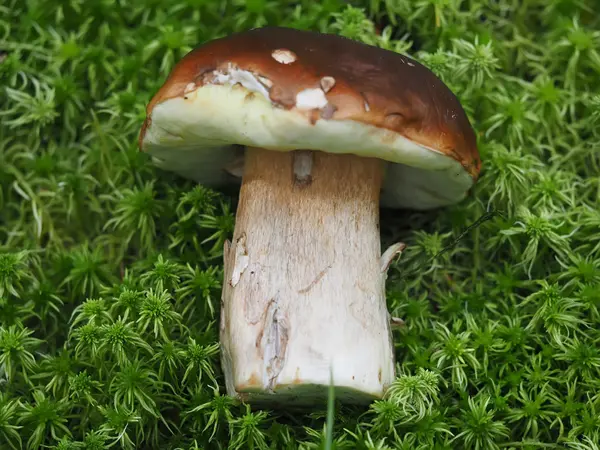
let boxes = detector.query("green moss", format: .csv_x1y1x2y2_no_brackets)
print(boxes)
1,0,599,448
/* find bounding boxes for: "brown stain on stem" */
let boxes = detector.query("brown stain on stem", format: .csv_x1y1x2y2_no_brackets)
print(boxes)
297,265,331,294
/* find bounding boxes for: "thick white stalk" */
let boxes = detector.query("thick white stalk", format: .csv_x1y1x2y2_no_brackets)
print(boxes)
219,147,396,406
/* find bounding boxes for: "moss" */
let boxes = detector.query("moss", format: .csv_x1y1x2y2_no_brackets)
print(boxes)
1,0,599,448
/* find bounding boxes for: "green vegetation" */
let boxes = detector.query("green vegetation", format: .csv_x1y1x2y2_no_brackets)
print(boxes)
1,0,599,448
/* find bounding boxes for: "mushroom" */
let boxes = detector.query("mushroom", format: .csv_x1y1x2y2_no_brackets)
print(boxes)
139,26,481,406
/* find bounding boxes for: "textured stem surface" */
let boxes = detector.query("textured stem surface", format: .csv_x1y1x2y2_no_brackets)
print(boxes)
220,147,395,406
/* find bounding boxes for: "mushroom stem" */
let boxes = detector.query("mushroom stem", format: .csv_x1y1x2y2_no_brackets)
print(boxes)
220,146,396,406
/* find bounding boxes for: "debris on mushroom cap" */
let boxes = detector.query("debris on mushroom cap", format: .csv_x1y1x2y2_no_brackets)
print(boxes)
271,48,297,64
295,88,329,110
184,82,196,94
258,76,273,88
203,63,272,102
320,103,337,120
320,76,336,93
139,26,482,210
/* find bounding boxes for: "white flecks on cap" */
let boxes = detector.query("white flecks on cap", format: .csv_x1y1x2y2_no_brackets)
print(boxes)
407,62,415,67
271,48,297,64
320,76,336,93
295,88,328,110
258,76,273,88
184,82,196,94
210,64,271,102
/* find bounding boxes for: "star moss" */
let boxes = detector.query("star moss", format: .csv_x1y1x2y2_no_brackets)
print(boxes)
1,0,599,448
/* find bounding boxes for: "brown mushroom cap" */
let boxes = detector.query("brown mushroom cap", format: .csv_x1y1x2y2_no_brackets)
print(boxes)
139,26,481,210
